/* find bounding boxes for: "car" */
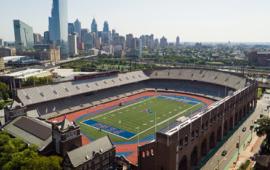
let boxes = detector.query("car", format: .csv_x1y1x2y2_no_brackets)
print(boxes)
242,127,246,132
221,150,227,156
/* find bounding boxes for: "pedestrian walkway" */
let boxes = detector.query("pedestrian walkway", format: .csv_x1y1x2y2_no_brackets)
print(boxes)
229,133,265,170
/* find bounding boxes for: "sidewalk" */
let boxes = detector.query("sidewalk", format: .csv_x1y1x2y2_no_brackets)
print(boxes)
229,134,265,170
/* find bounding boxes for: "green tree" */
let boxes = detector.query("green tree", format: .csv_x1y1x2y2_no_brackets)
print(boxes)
0,132,62,170
0,82,10,100
255,116,270,154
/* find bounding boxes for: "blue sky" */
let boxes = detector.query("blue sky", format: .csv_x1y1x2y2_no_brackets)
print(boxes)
0,0,270,42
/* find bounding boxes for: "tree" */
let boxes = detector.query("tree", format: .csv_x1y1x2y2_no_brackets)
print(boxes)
0,82,10,100
255,116,270,154
0,132,62,170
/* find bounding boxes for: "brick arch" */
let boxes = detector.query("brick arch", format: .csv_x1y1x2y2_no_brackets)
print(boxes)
217,126,222,142
190,146,199,168
209,131,216,149
179,155,188,170
229,116,234,130
224,120,228,136
200,138,208,157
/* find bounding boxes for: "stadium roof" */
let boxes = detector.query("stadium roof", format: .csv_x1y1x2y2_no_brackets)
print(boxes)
17,71,149,106
6,68,50,79
67,136,114,168
3,116,52,151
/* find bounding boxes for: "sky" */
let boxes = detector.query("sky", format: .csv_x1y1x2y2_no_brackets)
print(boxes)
0,0,270,42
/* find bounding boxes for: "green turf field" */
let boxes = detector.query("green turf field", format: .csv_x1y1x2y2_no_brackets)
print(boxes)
77,96,204,142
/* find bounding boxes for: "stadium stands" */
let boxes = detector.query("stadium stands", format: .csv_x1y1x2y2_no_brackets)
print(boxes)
149,69,246,90
17,71,149,106
15,69,248,117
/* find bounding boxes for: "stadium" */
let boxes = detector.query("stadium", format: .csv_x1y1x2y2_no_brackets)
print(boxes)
14,68,257,168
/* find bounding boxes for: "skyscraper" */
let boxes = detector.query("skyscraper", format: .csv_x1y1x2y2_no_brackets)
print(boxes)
160,36,168,48
74,19,82,39
103,21,109,33
176,36,180,46
68,23,75,34
49,0,69,58
13,20,34,50
43,31,50,44
33,33,43,44
91,18,98,33
68,33,78,56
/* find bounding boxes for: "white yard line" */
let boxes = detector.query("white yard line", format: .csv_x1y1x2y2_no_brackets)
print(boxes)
128,103,202,139
81,96,202,140
88,96,155,120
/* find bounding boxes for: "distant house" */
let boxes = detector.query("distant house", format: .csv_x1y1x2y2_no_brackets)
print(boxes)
63,136,115,170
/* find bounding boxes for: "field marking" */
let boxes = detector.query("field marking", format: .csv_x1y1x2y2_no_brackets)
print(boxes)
128,103,202,139
81,95,202,140
160,96,200,104
82,121,133,140
87,96,155,120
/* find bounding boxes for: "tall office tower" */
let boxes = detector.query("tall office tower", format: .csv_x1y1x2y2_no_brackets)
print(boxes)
154,38,159,48
33,33,43,44
0,39,3,46
81,28,89,44
176,36,180,46
160,36,168,48
49,0,69,58
126,34,134,49
13,20,34,50
43,31,50,44
74,19,81,39
103,21,109,33
68,23,75,34
68,33,78,56
91,18,98,33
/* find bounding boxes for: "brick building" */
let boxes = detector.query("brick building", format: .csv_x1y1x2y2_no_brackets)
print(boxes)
63,136,115,170
138,82,257,170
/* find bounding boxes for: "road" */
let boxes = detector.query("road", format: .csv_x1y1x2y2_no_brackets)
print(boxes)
201,95,267,170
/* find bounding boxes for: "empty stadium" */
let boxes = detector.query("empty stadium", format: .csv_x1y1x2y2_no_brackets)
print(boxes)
14,68,257,167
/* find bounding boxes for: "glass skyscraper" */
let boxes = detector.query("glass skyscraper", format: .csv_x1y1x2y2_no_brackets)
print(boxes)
74,19,82,39
91,18,98,34
13,20,34,50
49,0,68,58
103,21,109,33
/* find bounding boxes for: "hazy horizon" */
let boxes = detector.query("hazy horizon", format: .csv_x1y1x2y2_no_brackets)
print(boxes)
1,0,270,42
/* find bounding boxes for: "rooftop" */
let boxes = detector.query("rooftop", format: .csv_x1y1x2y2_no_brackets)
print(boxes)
3,116,52,151
67,136,114,168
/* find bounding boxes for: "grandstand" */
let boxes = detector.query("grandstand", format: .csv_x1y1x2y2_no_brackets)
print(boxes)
15,68,245,117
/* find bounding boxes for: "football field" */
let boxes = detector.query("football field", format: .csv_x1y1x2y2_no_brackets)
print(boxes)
79,95,204,142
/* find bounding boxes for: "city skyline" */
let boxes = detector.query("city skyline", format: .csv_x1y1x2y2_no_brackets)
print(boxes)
0,0,270,42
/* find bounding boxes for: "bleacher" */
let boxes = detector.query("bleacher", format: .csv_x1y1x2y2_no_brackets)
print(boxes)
149,69,246,90
15,69,248,117
17,71,149,106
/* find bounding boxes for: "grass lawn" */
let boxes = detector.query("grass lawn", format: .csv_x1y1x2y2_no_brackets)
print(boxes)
77,95,204,143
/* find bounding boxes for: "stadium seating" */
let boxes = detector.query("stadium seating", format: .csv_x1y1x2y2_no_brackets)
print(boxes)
16,69,247,117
